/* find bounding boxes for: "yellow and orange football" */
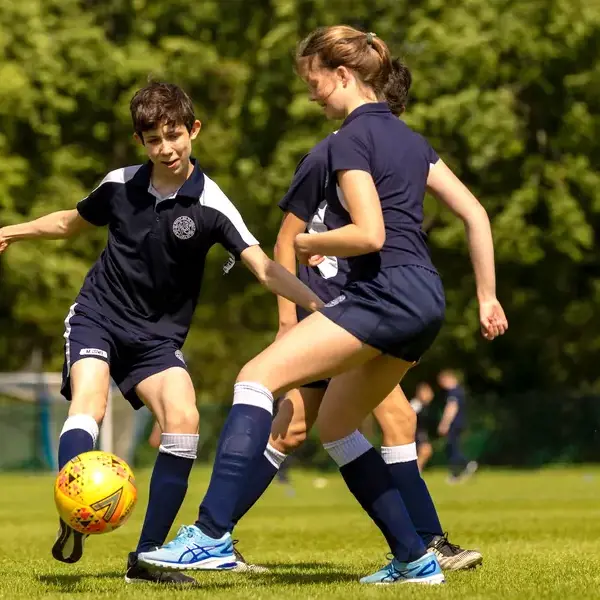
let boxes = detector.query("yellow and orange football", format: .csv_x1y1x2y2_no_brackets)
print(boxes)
54,451,137,535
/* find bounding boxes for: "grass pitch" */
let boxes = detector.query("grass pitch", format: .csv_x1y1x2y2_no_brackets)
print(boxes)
1,466,600,599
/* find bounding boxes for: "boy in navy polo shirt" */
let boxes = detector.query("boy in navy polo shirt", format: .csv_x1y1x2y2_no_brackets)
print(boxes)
0,82,322,585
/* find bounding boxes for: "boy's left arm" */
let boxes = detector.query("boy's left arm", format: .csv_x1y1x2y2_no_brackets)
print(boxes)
241,245,324,314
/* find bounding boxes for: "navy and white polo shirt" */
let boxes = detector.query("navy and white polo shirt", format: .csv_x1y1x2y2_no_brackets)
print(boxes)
326,102,438,276
444,386,466,431
280,104,439,304
278,134,353,305
75,159,258,344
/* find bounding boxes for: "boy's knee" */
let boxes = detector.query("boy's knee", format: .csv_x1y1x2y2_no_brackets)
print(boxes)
69,394,107,425
164,404,199,434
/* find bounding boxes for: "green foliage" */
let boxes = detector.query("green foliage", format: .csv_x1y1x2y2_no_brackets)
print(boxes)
0,0,598,404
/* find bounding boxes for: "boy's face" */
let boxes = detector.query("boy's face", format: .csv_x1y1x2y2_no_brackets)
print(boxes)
135,120,201,178
417,384,434,403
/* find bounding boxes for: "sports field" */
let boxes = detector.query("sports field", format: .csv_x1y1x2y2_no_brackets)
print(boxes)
1,466,599,599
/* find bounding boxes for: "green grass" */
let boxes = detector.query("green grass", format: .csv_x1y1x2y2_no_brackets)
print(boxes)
1,466,600,599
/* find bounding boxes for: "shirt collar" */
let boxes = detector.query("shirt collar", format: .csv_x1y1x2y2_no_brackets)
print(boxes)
340,102,391,128
130,157,205,202
148,181,181,204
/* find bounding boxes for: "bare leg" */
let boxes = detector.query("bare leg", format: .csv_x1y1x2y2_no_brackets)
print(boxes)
372,386,416,446
417,442,433,472
53,358,109,563
134,367,200,554
270,387,324,453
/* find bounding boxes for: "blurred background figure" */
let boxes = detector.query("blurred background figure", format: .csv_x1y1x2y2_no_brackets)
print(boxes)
410,382,435,472
437,370,478,483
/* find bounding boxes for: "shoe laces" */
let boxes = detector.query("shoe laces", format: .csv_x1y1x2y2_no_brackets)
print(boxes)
232,539,246,562
164,525,197,549
380,554,402,581
434,532,462,556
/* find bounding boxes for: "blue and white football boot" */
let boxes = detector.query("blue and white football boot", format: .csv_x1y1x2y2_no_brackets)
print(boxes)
360,552,445,585
137,525,237,571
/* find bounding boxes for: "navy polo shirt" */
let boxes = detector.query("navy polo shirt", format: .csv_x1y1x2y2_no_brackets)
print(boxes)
410,398,434,432
444,385,466,431
75,159,259,344
326,102,438,274
279,134,352,305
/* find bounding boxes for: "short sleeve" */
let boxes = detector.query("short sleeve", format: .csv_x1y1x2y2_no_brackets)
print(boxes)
201,177,259,258
278,152,328,223
426,143,439,167
77,174,117,227
328,127,371,174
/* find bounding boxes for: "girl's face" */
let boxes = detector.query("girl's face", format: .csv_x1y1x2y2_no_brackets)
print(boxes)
300,57,351,120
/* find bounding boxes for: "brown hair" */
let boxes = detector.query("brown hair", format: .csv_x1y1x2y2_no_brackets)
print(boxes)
296,26,412,115
129,82,195,139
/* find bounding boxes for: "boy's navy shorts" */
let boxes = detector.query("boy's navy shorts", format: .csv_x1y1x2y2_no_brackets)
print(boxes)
60,304,188,409
320,265,445,362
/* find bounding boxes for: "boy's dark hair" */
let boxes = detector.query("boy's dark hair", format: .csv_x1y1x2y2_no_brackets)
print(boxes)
130,82,195,140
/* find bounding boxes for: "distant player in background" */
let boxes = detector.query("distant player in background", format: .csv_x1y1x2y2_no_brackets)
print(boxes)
437,369,478,483
410,382,435,472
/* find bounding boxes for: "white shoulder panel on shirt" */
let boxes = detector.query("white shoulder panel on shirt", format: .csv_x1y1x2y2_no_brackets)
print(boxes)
99,165,144,186
200,175,259,247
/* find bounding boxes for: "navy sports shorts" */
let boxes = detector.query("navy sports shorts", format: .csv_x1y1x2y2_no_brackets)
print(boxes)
60,304,188,409
320,265,445,362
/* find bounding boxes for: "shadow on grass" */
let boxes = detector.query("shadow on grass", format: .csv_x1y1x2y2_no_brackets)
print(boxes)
266,570,358,585
37,571,126,592
37,571,237,592
36,562,359,591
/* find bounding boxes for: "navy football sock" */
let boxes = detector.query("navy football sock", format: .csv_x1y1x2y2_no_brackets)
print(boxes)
230,443,285,529
196,382,273,539
382,444,443,546
136,433,198,554
325,432,426,563
58,415,99,470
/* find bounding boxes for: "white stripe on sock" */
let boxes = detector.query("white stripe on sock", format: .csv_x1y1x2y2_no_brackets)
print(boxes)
60,414,99,446
159,433,199,460
323,431,372,467
233,381,274,413
264,443,287,469
381,443,418,464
